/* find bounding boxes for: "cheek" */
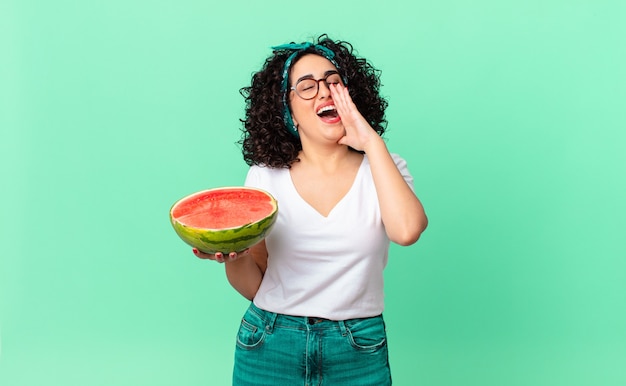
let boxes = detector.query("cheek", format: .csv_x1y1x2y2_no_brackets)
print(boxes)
289,96,312,121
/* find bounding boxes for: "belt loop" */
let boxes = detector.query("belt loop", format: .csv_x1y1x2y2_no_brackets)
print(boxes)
265,309,278,334
338,320,348,336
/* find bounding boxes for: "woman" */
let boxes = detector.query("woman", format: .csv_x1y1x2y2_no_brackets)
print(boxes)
194,34,427,385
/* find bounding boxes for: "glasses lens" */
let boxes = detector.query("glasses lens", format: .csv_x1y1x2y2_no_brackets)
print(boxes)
294,73,344,100
296,79,317,99
325,73,343,86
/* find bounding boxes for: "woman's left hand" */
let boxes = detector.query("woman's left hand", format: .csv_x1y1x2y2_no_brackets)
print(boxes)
331,83,379,151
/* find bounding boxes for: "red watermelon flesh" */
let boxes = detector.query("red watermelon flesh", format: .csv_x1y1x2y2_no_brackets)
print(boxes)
170,187,278,254
172,189,274,229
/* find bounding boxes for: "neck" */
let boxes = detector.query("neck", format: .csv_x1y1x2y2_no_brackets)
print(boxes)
297,146,362,173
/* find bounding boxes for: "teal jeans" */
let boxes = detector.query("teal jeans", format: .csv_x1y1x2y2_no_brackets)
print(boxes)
233,302,392,385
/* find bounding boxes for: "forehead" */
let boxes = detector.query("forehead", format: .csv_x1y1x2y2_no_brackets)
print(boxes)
289,54,338,78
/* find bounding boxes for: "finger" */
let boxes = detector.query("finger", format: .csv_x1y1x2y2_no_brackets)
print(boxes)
193,248,217,261
226,248,250,261
331,86,348,120
332,84,350,105
341,87,358,113
332,85,356,118
331,84,347,110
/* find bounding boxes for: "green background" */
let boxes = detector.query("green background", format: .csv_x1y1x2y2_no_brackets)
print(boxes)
2,0,625,385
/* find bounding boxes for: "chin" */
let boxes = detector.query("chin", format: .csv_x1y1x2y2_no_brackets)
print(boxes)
322,123,345,136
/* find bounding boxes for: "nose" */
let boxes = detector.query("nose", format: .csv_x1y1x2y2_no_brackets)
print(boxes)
317,79,332,98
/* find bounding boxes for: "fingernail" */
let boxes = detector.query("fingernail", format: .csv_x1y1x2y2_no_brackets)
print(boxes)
192,248,198,255
229,252,237,259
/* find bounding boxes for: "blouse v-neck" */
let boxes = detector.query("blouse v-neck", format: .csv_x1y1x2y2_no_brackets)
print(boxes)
286,156,367,219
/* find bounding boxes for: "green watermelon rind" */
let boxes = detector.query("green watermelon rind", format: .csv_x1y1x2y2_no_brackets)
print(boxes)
169,187,278,254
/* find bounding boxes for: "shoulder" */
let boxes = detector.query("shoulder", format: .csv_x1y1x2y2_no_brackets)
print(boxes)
388,153,415,190
245,164,287,188
390,153,408,168
246,163,284,177
362,152,409,169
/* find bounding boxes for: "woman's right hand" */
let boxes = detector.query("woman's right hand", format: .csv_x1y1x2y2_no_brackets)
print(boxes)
192,248,249,263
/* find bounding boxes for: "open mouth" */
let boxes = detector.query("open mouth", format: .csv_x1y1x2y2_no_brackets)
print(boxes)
316,104,341,123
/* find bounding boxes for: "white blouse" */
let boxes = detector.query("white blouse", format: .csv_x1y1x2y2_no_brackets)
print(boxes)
245,153,414,320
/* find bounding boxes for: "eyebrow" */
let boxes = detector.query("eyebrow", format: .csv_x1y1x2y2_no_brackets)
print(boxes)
295,70,339,83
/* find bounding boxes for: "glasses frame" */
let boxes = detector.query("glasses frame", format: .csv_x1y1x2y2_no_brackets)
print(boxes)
290,71,344,100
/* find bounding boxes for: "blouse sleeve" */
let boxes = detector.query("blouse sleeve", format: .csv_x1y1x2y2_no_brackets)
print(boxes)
244,165,260,187
391,153,415,193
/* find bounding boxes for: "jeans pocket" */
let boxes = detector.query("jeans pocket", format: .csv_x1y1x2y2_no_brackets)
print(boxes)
344,316,387,352
235,312,266,350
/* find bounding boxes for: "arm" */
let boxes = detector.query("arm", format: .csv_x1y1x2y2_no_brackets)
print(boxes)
224,240,267,300
193,240,268,300
331,84,428,245
361,138,428,245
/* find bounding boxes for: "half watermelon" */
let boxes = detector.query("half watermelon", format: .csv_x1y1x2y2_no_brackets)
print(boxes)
169,187,278,254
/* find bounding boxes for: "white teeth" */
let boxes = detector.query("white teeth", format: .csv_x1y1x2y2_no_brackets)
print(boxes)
317,105,336,114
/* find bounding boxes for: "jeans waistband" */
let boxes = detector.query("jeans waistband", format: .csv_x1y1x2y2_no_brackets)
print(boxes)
248,302,381,334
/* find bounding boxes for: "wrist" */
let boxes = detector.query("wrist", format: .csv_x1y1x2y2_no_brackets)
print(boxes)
362,135,386,155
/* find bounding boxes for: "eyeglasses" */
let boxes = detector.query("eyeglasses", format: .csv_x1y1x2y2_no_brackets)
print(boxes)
290,71,344,100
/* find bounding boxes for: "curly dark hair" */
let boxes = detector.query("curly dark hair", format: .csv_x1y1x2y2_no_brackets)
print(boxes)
238,34,388,168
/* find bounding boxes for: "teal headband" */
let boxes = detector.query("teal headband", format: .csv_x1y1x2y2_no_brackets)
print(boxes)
271,42,346,137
